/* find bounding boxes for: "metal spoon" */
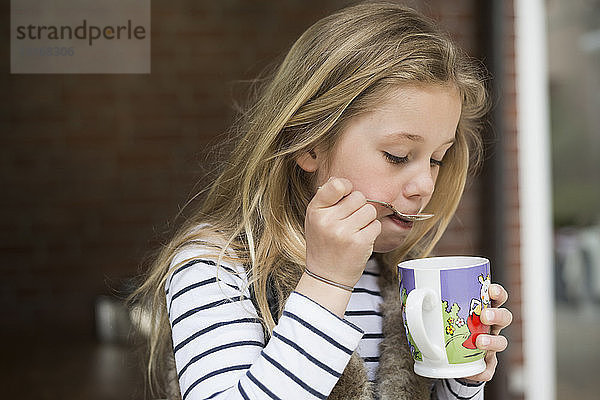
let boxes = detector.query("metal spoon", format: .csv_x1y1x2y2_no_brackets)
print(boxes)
366,199,434,221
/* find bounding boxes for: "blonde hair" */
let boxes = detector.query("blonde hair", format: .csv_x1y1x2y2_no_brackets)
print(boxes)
130,1,488,396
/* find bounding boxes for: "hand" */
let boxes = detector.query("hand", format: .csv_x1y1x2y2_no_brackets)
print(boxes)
465,283,513,382
304,177,381,287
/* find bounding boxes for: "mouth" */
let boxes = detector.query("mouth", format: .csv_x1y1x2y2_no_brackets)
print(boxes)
366,199,434,221
388,213,414,229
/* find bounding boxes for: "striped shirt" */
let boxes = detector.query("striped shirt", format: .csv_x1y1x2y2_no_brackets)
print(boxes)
166,245,485,399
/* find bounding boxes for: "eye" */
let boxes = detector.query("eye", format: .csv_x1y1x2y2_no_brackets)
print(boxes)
383,151,409,165
430,158,444,167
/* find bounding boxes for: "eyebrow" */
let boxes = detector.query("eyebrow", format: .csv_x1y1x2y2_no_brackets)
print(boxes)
384,131,455,145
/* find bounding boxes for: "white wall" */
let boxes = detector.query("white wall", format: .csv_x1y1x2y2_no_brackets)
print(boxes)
514,0,555,399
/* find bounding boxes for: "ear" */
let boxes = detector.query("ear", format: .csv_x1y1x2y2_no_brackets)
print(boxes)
296,149,319,172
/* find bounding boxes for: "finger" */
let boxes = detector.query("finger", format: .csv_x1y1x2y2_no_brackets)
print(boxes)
334,191,368,220
466,352,497,382
356,218,382,243
476,334,508,353
313,177,352,208
481,307,513,333
489,284,508,307
344,203,378,230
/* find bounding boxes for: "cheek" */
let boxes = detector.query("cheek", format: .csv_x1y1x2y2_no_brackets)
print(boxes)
432,167,441,185
326,161,385,191
418,168,441,205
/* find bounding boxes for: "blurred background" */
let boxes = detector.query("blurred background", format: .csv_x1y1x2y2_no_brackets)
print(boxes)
0,0,597,399
548,1,600,400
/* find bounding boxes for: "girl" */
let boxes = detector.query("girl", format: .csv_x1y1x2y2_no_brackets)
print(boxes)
132,2,513,399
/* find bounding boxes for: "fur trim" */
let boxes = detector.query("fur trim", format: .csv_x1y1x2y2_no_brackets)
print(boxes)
165,345,182,400
376,265,432,400
328,352,374,400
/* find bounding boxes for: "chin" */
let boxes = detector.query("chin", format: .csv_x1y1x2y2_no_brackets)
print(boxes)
373,236,407,253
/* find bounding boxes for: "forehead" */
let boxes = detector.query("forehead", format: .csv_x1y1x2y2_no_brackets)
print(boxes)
372,83,460,116
339,84,461,144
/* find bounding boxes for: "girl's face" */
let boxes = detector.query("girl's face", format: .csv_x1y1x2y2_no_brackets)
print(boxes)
314,84,461,253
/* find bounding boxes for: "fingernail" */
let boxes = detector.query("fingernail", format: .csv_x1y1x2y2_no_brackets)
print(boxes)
480,335,491,347
490,285,500,297
485,309,494,322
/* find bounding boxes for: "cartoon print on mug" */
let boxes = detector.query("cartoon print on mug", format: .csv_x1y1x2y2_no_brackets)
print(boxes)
462,273,491,349
440,264,491,364
399,267,422,361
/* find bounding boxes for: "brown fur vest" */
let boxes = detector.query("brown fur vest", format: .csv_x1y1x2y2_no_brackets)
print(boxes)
164,263,431,399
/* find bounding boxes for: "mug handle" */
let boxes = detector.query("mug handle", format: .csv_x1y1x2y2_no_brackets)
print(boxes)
406,288,444,361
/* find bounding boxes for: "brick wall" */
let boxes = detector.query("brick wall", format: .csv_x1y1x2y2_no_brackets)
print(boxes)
1,2,521,396
1,0,355,339
500,2,524,398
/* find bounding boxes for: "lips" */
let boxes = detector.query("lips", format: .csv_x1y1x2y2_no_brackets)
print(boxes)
389,213,413,229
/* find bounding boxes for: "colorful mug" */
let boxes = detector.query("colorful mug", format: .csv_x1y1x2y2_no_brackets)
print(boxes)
398,256,491,378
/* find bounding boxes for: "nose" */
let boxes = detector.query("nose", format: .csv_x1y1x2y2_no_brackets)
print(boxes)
402,165,435,200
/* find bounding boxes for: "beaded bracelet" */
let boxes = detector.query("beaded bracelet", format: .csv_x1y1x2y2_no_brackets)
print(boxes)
304,268,354,292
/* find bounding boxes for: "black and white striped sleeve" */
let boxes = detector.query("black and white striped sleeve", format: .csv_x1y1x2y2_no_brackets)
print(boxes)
166,249,364,400
432,378,485,400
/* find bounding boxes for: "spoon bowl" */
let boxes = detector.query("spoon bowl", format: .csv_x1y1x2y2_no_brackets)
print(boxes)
366,199,434,222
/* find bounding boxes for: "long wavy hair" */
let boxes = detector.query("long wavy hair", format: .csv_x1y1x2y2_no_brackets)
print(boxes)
130,1,489,397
